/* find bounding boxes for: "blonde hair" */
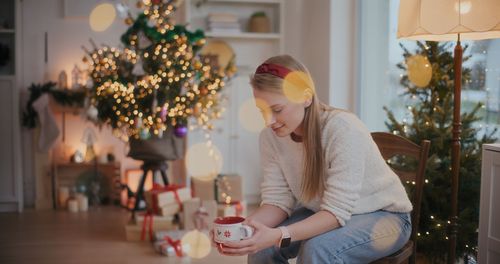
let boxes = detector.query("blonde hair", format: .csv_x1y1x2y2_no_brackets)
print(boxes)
251,55,329,202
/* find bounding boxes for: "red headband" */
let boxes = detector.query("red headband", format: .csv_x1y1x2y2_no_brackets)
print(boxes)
255,63,291,79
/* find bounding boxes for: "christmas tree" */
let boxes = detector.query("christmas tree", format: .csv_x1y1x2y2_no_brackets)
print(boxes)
83,0,235,141
384,41,497,262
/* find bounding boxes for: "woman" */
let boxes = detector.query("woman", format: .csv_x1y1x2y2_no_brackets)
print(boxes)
216,55,412,263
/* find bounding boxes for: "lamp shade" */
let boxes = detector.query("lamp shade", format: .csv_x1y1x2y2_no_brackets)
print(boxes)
398,0,500,41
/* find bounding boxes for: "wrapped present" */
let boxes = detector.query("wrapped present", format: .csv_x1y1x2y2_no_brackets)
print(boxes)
191,176,216,201
126,212,175,242
182,198,217,231
134,212,175,230
217,200,247,218
154,231,190,257
154,229,185,242
155,241,190,257
158,203,181,217
215,174,243,203
144,184,191,214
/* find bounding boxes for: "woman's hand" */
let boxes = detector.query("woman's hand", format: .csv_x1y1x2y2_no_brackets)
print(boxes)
218,220,282,256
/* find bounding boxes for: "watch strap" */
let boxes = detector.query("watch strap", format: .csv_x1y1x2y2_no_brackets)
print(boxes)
278,226,291,248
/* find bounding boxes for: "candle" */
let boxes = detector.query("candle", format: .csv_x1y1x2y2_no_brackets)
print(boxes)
76,194,88,211
68,199,79,213
98,154,108,164
58,186,70,209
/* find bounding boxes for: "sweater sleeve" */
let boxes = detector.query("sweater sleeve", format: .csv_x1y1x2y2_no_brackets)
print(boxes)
320,113,368,226
259,130,296,216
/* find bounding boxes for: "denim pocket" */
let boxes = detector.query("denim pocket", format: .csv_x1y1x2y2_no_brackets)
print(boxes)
399,212,412,231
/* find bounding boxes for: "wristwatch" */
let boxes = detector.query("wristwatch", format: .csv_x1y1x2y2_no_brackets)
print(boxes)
278,226,291,248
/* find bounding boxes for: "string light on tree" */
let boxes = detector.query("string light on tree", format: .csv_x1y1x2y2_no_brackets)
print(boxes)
82,0,236,140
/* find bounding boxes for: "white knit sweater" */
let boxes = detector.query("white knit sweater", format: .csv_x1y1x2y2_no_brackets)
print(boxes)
259,109,413,226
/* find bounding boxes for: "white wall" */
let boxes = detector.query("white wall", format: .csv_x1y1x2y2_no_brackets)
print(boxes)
283,0,305,60
301,0,331,104
285,0,358,111
329,0,358,111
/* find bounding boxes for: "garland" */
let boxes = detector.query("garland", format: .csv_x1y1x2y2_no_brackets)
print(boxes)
22,82,87,128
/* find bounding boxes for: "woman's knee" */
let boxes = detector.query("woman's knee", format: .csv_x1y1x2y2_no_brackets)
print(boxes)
298,236,340,264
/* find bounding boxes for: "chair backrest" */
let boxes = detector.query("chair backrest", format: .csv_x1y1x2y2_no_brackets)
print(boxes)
371,132,430,254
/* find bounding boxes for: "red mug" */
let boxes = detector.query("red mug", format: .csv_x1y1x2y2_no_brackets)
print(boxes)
213,216,253,243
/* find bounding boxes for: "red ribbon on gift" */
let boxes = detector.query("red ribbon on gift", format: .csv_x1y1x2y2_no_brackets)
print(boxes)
160,235,184,257
150,183,185,214
140,211,154,242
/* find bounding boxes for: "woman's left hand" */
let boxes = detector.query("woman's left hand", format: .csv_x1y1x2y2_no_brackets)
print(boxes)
219,220,282,256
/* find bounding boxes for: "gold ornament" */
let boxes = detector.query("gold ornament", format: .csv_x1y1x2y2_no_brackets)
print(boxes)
125,17,134,25
200,40,235,75
194,60,203,70
406,55,432,88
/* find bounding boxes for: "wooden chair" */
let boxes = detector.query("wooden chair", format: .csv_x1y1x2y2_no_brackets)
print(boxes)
370,132,431,264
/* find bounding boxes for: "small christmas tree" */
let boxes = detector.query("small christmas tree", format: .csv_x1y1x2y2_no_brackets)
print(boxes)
384,41,497,262
83,0,235,141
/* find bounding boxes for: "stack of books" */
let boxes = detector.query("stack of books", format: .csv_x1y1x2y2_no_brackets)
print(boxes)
207,13,241,34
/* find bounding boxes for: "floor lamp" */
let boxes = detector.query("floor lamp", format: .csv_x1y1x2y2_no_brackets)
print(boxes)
397,0,500,263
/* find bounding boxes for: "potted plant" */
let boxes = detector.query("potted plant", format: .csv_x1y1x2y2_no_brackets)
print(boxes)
248,11,271,33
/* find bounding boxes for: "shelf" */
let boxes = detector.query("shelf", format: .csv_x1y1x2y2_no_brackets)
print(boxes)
204,0,281,4
205,31,281,39
0,29,15,34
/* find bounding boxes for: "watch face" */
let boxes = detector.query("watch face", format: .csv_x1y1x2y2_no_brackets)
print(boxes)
280,237,291,248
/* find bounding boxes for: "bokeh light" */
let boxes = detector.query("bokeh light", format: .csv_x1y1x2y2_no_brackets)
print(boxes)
181,230,212,259
370,216,401,251
406,54,432,88
283,71,315,103
238,98,266,132
89,3,116,32
186,142,223,178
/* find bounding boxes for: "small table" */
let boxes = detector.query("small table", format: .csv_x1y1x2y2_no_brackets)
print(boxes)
52,161,121,209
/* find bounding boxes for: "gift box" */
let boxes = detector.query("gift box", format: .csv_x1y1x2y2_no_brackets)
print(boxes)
144,184,191,214
191,176,216,201
153,230,190,257
154,240,190,257
125,213,176,242
134,213,175,230
215,174,243,203
154,229,185,242
158,203,181,217
217,200,247,218
182,198,218,230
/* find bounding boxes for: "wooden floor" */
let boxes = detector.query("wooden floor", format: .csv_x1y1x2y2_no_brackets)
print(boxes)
0,207,247,264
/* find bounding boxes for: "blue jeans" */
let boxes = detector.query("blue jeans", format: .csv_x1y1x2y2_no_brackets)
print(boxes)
248,208,411,264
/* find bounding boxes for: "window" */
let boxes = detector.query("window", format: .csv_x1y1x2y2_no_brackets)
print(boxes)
358,0,500,138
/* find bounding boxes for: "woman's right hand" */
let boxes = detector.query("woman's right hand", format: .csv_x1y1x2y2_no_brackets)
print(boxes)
210,228,224,254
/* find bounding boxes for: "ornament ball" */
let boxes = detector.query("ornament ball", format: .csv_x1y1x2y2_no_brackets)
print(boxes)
174,125,188,137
